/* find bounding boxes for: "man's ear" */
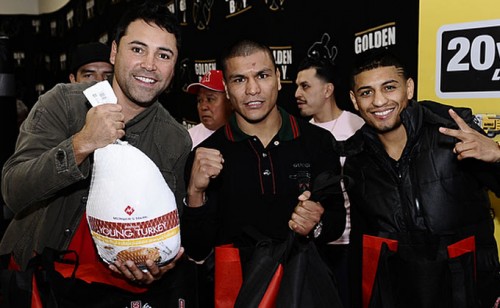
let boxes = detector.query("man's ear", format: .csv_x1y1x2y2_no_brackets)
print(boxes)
276,68,282,91
325,83,334,98
406,77,415,100
110,41,118,65
350,91,359,111
69,73,77,83
223,80,230,100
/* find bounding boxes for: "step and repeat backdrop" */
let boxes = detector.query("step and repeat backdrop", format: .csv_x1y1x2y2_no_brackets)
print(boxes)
0,0,418,122
1,0,499,248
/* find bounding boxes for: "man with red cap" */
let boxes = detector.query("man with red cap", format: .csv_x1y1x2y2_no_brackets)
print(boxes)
186,69,232,149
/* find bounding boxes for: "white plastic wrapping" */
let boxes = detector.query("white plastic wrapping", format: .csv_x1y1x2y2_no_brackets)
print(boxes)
86,141,180,268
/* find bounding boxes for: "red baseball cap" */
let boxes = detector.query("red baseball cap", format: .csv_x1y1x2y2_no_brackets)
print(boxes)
187,70,225,94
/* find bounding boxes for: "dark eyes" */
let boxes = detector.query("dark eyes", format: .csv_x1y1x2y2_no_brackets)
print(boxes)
132,47,142,53
359,90,371,97
131,46,172,60
258,73,270,79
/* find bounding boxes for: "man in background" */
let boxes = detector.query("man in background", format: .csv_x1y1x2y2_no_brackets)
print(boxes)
68,41,113,83
186,69,232,149
295,56,364,308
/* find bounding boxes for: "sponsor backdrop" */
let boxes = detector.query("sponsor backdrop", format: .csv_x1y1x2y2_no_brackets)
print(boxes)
419,0,500,255
0,0,419,123
0,0,419,213
1,0,498,250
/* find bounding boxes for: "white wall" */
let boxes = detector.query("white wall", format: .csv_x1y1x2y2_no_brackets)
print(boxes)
0,0,68,14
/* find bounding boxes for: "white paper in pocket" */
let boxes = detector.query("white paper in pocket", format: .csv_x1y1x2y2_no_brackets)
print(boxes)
83,80,117,106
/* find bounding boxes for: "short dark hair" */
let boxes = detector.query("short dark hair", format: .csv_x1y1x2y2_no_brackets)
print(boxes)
114,0,181,52
350,48,408,89
297,56,338,86
220,39,276,78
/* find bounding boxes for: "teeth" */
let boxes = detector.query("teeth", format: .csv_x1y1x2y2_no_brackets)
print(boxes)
248,101,261,106
374,109,392,116
136,76,155,83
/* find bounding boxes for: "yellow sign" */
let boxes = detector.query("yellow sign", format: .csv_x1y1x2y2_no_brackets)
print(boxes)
419,0,500,256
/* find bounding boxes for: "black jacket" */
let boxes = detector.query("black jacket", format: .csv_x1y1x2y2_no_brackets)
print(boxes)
343,100,500,305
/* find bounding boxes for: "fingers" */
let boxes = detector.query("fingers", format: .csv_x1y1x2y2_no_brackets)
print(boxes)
195,147,224,176
289,198,323,236
438,109,475,141
297,190,311,201
453,136,499,162
81,104,125,146
437,109,500,162
453,142,470,160
99,105,125,139
109,261,166,285
189,148,224,196
108,247,184,285
109,260,151,284
447,108,470,131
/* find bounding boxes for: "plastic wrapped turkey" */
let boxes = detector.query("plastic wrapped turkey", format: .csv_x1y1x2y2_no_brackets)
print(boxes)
86,140,181,269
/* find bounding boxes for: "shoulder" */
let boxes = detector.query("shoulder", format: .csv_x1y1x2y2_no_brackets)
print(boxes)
39,82,90,102
189,124,214,148
34,82,91,114
188,123,207,134
417,100,484,134
414,100,469,125
156,105,187,130
296,119,339,156
299,117,333,137
197,126,227,148
341,129,365,157
334,111,365,139
342,111,365,125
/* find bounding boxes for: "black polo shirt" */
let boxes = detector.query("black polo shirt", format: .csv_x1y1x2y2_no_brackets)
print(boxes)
181,107,345,260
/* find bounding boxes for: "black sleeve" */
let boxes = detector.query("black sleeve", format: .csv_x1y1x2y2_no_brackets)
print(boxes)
309,129,346,244
180,149,218,261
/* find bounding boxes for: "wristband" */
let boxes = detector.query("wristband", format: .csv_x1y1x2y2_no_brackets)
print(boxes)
183,194,208,207
312,220,323,239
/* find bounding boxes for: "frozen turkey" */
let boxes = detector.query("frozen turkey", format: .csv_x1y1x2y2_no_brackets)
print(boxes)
86,141,180,269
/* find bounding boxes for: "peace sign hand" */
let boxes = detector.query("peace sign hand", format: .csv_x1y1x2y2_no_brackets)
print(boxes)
438,108,500,163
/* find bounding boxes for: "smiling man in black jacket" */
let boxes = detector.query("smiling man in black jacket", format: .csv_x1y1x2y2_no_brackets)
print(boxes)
344,48,500,308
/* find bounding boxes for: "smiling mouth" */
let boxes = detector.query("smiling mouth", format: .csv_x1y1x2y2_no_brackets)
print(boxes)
246,101,263,108
373,108,394,118
134,76,156,84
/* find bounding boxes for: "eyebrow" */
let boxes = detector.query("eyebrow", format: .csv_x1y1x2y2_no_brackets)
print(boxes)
356,78,399,91
79,68,98,73
259,68,274,74
128,40,175,55
382,79,399,86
